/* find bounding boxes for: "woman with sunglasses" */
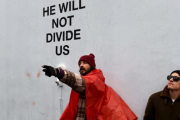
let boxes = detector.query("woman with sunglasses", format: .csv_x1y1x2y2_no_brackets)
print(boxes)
144,70,180,120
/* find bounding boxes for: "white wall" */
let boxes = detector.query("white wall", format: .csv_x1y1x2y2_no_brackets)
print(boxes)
1,0,180,119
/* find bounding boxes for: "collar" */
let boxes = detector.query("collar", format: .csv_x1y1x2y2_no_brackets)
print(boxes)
160,85,171,98
160,85,180,99
82,69,105,82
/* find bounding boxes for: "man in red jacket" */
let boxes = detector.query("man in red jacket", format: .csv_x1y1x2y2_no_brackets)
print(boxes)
42,53,137,120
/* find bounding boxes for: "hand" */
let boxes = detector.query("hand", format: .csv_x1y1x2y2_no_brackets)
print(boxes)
42,65,57,77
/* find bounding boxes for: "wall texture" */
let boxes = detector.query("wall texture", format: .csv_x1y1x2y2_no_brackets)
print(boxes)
1,0,180,119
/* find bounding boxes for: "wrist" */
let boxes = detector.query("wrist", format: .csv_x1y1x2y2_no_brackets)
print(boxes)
56,68,65,79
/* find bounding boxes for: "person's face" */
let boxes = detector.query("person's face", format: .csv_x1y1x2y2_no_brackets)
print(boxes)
168,72,180,90
79,61,91,76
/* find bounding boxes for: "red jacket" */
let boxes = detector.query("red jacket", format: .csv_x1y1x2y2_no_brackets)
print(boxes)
60,69,138,120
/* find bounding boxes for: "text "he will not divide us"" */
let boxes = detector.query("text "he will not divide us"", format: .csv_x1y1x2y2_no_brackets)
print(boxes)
43,0,86,56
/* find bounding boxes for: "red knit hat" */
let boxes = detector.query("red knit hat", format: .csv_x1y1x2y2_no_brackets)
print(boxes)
78,53,96,68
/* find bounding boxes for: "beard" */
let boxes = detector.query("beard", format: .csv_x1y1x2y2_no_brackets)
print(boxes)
79,67,93,76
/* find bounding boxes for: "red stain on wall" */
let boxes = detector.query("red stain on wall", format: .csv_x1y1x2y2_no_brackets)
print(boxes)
32,102,36,106
26,72,31,78
37,71,41,78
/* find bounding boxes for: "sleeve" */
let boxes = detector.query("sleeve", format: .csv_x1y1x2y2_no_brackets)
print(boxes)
58,69,85,95
143,95,155,120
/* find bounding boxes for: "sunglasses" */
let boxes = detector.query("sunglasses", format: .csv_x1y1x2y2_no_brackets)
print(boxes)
167,75,180,82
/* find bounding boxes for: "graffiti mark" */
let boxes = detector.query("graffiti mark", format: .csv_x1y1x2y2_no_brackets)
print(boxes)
37,71,41,78
26,72,31,78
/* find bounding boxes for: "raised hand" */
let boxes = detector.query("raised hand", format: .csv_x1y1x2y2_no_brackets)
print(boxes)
42,65,57,77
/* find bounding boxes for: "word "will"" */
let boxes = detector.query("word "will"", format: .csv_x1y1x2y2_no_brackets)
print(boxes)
43,0,85,17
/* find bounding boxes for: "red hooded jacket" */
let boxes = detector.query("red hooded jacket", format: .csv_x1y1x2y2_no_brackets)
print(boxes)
60,69,138,120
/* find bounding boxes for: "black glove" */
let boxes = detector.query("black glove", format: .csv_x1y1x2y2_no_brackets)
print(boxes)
42,65,58,77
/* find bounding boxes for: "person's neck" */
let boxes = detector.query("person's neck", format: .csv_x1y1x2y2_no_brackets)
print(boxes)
169,89,180,100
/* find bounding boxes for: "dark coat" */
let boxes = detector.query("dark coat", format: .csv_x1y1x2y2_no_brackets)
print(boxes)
143,86,180,120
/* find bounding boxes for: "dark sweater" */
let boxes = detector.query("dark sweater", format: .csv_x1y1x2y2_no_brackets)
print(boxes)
144,86,180,120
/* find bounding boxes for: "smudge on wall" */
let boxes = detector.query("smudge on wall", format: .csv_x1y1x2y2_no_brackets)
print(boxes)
26,72,31,78
37,71,41,78
32,102,36,106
